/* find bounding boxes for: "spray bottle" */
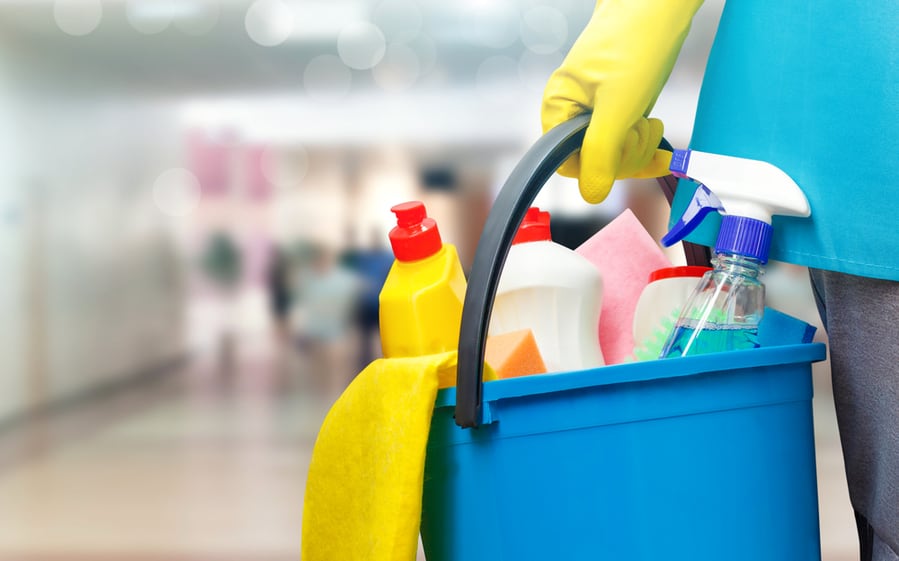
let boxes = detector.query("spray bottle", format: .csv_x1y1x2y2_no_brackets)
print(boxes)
658,149,811,357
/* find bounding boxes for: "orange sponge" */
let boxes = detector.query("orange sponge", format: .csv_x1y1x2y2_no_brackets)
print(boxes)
485,329,547,379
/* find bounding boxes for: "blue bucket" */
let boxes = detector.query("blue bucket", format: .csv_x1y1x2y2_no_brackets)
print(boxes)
420,115,826,560
422,344,825,560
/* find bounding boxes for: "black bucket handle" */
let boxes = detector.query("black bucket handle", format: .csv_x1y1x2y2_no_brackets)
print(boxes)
454,114,709,428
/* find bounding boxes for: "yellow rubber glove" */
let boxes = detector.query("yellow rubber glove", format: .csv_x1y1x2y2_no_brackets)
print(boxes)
542,0,704,203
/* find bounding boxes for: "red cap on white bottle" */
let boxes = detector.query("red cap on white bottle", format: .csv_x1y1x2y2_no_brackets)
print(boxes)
512,207,552,245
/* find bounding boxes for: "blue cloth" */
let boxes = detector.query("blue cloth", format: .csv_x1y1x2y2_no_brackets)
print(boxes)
671,0,899,281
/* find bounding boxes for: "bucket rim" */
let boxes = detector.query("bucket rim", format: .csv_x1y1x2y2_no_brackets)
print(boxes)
436,342,826,408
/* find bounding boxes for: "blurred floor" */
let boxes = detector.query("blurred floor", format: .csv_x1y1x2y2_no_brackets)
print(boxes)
0,288,860,561
0,287,332,561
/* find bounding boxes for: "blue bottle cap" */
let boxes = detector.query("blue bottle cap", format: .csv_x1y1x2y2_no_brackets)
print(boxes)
715,215,773,263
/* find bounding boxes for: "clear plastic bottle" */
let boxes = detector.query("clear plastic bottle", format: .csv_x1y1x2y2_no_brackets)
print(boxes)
659,253,764,357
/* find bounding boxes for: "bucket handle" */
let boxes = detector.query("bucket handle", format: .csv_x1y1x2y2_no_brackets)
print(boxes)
454,114,709,428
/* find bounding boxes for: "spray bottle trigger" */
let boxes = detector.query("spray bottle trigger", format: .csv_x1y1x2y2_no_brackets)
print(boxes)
661,183,724,247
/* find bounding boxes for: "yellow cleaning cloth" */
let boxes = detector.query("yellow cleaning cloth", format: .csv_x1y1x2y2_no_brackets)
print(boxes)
301,351,457,561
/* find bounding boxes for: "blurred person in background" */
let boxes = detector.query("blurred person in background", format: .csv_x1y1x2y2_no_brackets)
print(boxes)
265,243,296,385
199,229,244,372
542,2,898,560
267,244,294,343
292,243,361,397
341,228,394,372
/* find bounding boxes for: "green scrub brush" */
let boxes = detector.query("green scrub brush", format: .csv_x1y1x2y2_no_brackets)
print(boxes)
627,307,680,362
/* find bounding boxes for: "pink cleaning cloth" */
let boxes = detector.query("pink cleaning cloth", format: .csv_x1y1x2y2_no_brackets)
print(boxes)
576,209,672,365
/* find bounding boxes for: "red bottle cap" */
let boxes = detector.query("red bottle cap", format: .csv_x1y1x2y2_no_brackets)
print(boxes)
648,265,712,283
389,201,443,262
512,207,552,245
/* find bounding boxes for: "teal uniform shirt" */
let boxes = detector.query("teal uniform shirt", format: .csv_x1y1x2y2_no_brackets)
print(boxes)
671,1,899,281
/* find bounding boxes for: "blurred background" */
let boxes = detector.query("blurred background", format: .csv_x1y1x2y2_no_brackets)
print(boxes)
0,1,856,559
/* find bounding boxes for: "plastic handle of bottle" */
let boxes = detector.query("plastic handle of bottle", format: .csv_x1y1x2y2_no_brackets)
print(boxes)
454,114,709,428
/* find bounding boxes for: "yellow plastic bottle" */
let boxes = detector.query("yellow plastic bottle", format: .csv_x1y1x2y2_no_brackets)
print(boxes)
379,201,466,388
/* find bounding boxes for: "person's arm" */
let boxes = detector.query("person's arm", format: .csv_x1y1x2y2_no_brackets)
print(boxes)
542,0,704,204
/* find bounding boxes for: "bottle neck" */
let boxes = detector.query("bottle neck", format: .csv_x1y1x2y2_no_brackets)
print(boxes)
395,243,447,266
713,252,764,279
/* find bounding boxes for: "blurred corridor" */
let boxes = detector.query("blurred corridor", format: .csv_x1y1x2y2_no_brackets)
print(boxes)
0,0,861,559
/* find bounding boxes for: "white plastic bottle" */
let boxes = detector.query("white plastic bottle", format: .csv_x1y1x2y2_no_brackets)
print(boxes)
631,265,712,360
488,207,605,372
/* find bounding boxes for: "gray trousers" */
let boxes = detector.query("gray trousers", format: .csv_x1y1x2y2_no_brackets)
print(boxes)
810,269,899,561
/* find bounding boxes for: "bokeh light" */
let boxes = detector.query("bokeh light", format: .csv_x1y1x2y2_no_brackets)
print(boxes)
371,0,422,45
518,50,562,94
152,168,202,217
337,22,387,71
520,6,569,55
175,2,220,36
245,0,294,47
372,44,421,92
463,3,519,49
54,0,103,36
406,33,437,77
260,145,309,189
126,1,171,35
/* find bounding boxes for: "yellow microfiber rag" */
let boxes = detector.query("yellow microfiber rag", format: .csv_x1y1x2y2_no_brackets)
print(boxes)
301,351,457,561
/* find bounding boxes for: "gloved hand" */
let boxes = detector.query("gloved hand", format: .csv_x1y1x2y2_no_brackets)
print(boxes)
542,0,704,203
